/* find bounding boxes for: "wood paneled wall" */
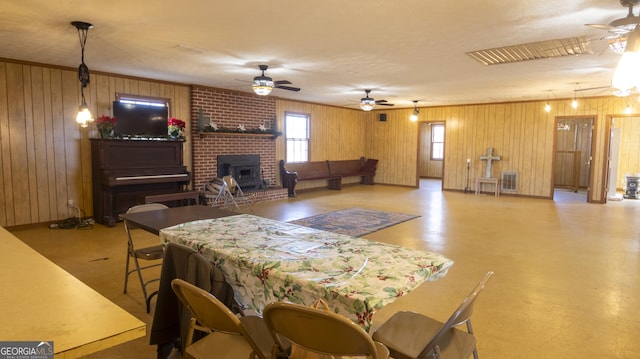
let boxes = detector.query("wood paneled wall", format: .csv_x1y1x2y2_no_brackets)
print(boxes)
364,109,420,186
0,59,190,227
364,97,633,202
611,115,640,190
1,58,636,226
275,100,367,191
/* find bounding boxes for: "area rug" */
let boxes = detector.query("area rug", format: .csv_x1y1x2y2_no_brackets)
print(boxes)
288,207,420,237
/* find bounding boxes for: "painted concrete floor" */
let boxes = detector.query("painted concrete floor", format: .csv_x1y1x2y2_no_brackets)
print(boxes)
10,180,640,358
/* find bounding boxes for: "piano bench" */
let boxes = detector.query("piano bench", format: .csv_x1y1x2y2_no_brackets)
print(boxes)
144,191,200,207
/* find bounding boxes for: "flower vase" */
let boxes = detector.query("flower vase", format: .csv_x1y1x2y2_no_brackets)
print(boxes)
168,128,183,140
98,128,112,139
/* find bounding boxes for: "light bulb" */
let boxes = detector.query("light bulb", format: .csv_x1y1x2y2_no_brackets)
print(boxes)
76,105,93,128
612,52,640,94
360,98,375,111
545,102,551,112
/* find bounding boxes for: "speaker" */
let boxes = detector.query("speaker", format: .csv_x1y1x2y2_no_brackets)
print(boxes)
379,114,387,122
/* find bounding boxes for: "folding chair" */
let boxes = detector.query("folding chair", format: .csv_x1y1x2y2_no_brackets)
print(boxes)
372,271,494,359
171,279,273,359
223,175,255,214
264,301,389,358
202,178,233,208
123,203,169,313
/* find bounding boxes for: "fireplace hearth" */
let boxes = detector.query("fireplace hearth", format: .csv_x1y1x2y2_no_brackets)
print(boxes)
217,154,265,191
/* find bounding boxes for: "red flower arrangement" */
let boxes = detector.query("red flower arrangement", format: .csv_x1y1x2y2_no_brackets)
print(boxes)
96,115,116,138
167,117,186,139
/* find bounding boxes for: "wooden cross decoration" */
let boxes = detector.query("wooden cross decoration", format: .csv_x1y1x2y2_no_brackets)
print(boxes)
480,147,501,178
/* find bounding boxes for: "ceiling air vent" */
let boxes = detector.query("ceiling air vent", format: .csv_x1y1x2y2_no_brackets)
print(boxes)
466,36,593,65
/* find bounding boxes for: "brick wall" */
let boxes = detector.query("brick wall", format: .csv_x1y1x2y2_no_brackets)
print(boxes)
191,85,278,191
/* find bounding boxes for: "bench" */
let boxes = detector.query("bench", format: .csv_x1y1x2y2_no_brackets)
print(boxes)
279,160,340,197
328,158,378,185
279,157,378,197
144,191,200,206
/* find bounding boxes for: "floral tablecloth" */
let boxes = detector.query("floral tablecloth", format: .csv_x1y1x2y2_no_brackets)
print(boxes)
160,214,454,331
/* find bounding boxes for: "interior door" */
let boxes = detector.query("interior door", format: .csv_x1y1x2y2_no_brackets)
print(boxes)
608,115,640,200
553,117,594,202
418,122,444,179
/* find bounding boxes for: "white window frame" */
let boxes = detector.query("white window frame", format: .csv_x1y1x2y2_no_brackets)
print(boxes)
430,123,445,161
285,112,310,162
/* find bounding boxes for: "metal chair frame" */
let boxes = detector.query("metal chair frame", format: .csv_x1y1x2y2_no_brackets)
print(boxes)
372,271,494,359
264,301,389,359
171,279,271,359
123,203,169,313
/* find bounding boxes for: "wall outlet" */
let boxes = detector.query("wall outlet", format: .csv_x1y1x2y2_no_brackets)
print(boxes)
67,200,75,207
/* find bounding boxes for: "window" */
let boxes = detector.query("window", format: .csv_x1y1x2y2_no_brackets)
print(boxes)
285,112,309,162
431,123,445,160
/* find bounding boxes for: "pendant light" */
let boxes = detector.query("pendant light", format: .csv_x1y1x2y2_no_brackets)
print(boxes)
571,83,579,109
71,21,94,127
544,90,552,113
409,100,420,122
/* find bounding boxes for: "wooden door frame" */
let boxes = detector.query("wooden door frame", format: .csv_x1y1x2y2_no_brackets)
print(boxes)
416,121,446,189
602,113,639,203
551,115,597,203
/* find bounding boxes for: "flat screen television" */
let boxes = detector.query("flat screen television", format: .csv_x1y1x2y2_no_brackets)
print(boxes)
112,100,169,137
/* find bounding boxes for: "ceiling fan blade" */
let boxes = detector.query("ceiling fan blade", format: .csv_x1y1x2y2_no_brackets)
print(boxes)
586,23,617,31
274,80,292,85
375,99,394,106
275,85,301,92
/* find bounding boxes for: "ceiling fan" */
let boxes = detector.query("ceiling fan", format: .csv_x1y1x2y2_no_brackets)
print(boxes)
359,89,394,111
586,0,640,35
251,64,300,96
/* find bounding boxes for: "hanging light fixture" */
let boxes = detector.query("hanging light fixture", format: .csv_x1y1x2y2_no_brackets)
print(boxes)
612,27,640,95
571,83,579,109
409,100,420,122
71,21,94,127
544,90,552,112
360,89,375,111
252,65,274,96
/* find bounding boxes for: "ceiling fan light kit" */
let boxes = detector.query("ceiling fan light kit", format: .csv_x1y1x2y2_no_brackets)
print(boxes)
359,89,394,111
251,64,299,96
360,90,376,111
612,27,640,94
252,78,274,96
252,65,274,95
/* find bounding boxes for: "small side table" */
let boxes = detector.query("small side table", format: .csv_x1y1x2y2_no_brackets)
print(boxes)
476,178,500,196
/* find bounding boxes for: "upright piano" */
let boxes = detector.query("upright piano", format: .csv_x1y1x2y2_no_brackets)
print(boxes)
91,139,192,226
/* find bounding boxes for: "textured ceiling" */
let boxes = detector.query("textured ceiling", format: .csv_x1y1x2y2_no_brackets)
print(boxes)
0,0,632,109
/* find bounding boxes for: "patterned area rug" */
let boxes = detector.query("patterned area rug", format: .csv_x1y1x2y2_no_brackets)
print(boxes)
288,207,420,237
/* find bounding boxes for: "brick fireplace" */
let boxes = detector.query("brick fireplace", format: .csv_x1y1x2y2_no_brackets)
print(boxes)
190,85,287,203
217,154,264,191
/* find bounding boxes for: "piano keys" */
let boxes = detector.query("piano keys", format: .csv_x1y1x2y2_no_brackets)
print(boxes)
91,139,192,226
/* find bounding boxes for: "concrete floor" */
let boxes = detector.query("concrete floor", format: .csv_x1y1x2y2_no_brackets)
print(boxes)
9,179,640,358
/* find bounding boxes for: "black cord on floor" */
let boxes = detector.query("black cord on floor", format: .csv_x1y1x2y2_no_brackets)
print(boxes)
49,217,94,230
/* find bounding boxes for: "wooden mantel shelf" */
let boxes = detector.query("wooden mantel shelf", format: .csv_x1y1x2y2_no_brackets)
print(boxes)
197,131,279,139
